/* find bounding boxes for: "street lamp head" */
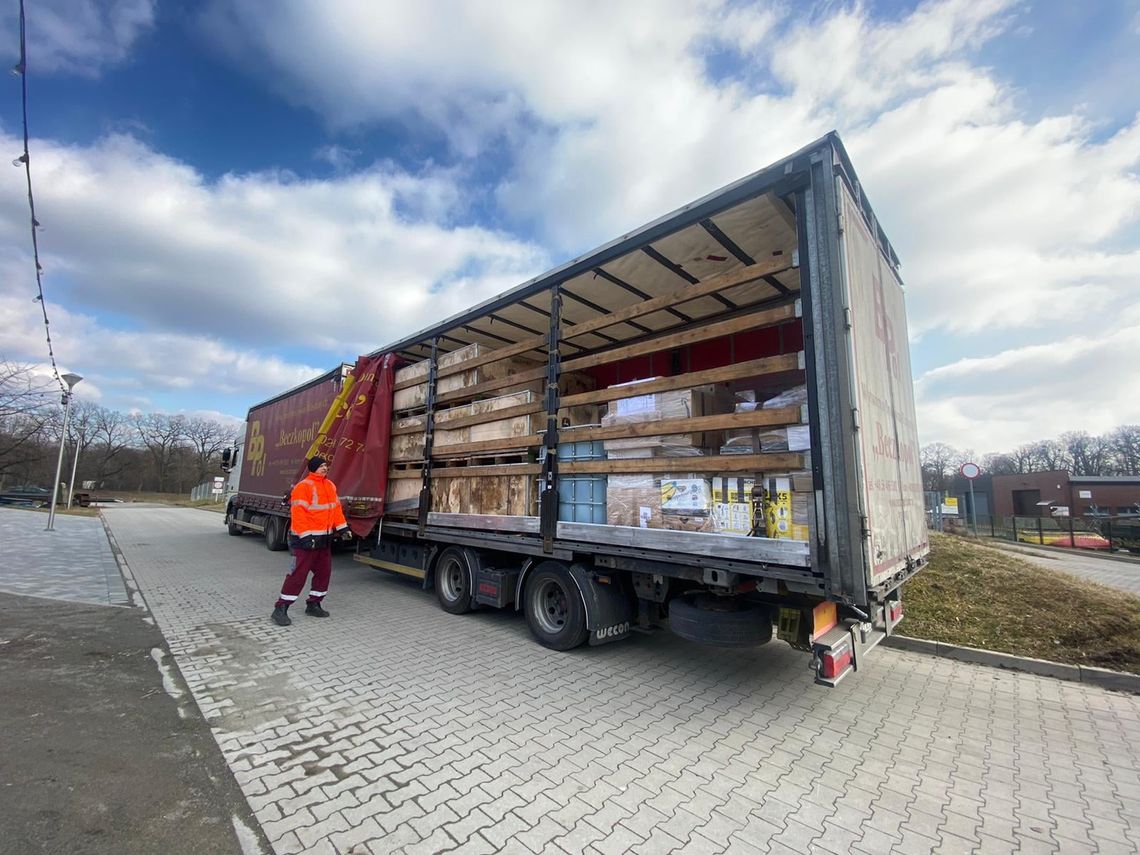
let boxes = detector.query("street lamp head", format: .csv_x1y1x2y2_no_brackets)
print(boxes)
61,373,83,390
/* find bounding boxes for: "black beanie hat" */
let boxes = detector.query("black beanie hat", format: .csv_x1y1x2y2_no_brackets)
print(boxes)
307,456,328,472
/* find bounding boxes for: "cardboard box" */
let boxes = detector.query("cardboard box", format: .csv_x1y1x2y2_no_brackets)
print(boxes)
711,476,757,536
606,474,716,533
602,384,718,450
758,475,810,541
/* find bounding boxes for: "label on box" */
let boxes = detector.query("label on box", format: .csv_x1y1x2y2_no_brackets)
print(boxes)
712,476,756,535
763,476,793,539
660,478,711,514
639,506,652,528
787,425,811,451
615,394,655,416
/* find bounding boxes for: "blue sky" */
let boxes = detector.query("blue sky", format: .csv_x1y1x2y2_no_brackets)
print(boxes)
1,0,1138,455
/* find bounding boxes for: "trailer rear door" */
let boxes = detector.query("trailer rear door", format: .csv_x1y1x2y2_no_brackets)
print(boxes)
838,180,928,589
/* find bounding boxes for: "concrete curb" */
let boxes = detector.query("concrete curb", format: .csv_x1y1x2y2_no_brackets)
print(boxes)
883,635,1140,694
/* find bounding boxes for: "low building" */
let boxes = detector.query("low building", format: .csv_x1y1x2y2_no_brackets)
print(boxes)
981,471,1140,519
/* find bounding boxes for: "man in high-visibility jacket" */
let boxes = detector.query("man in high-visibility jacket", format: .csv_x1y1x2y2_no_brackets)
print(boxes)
271,456,349,626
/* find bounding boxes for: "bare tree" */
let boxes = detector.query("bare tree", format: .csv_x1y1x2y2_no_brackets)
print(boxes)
88,406,135,487
920,442,961,492
1023,439,1070,472
982,452,1018,475
0,361,55,482
1108,425,1140,476
132,413,188,492
1060,431,1112,476
1006,444,1037,474
184,417,240,484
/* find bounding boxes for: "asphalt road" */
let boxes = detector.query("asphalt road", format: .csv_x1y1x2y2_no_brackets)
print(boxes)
101,505,1140,855
986,541,1140,595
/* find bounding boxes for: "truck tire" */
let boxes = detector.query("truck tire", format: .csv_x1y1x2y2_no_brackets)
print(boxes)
227,518,243,536
523,561,589,651
264,517,287,551
668,594,773,648
434,546,474,614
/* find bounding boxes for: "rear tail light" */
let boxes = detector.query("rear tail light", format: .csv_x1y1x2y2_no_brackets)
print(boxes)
889,601,903,623
820,645,853,679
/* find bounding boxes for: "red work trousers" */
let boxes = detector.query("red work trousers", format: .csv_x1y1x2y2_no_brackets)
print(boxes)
275,547,332,607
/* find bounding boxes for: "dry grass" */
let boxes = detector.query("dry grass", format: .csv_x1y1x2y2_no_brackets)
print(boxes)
903,532,1140,672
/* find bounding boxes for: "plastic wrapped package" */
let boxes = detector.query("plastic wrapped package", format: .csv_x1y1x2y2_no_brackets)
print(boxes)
720,425,811,455
761,384,808,409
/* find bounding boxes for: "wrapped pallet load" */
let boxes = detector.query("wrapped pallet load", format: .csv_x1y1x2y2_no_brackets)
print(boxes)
602,381,726,533
392,342,543,411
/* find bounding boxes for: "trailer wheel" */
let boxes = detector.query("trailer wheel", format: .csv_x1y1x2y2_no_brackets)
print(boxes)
434,546,474,614
668,594,773,648
264,517,287,551
523,562,588,651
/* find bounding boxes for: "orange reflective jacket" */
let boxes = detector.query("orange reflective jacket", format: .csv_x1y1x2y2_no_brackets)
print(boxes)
290,473,348,538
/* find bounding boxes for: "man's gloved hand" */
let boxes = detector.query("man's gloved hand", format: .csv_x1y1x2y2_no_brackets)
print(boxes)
338,527,353,541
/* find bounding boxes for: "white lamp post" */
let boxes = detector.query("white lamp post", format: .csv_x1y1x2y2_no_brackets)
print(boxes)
66,432,82,510
46,372,82,531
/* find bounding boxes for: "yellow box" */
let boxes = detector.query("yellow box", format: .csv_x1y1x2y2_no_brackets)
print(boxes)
712,476,756,536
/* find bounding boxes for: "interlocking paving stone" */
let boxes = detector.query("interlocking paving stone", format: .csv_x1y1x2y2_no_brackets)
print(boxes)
1,507,128,605
100,507,1140,854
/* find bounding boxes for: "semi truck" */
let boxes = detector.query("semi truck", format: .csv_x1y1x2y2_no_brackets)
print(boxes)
225,132,928,686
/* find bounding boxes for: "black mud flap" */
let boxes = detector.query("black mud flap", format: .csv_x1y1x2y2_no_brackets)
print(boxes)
567,563,634,646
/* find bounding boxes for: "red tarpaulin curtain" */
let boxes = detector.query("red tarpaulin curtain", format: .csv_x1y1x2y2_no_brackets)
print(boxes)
306,353,399,537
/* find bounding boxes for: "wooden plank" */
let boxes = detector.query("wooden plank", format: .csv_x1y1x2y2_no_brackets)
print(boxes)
431,463,542,478
429,406,803,457
562,407,801,443
427,401,544,432
561,453,804,474
426,259,794,380
561,302,797,373
561,353,802,408
563,354,801,407
432,335,548,381
564,259,792,341
435,365,547,405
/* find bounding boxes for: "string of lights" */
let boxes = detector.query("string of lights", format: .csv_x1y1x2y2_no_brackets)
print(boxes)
13,0,66,396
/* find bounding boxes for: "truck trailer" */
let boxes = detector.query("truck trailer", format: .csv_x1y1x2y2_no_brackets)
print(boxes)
225,132,928,686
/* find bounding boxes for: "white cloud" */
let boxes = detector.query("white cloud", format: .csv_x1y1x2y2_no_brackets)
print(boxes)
915,325,1140,452
0,130,548,360
4,0,1139,451
1,0,155,77
313,144,361,172
0,290,320,411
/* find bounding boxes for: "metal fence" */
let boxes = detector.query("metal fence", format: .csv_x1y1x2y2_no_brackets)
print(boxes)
936,512,1140,554
189,481,225,503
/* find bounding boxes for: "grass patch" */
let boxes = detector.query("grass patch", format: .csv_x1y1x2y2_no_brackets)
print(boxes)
903,532,1140,672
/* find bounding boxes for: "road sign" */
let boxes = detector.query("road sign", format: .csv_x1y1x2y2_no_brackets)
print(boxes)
959,462,981,480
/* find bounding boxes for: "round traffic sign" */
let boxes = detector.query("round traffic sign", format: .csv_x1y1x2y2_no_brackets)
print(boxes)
960,462,981,480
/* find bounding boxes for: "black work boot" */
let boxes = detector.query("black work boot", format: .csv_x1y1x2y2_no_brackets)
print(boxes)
271,604,292,626
305,601,330,618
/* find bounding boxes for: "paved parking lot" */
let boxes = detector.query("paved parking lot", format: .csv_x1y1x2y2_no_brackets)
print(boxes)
105,506,1140,855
